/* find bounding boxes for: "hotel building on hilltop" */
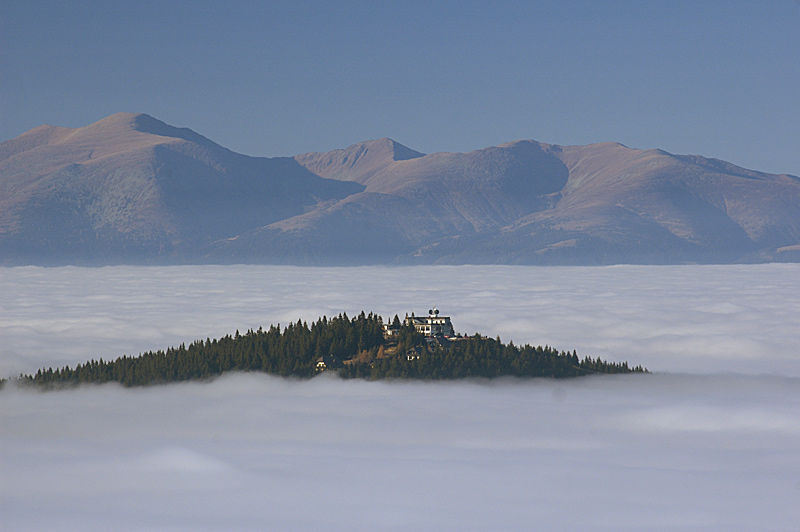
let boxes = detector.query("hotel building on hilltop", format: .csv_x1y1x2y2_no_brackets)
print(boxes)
404,308,454,337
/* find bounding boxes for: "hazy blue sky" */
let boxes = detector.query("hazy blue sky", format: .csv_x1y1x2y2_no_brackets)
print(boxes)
2,1,799,175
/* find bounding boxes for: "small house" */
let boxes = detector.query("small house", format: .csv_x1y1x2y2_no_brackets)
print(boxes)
314,354,343,371
406,346,424,361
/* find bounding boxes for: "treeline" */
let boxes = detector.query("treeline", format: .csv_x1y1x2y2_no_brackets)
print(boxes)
21,312,385,387
18,312,646,388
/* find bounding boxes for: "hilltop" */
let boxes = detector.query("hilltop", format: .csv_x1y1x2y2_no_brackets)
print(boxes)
18,312,645,388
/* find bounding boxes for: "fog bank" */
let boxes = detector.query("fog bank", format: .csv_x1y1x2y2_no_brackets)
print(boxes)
1,264,799,378
3,373,799,531
2,265,799,530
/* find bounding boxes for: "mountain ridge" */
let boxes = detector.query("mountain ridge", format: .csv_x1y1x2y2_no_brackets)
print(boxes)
0,113,363,265
2,113,799,265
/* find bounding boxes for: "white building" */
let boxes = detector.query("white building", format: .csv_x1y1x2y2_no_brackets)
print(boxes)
404,308,454,337
382,323,400,338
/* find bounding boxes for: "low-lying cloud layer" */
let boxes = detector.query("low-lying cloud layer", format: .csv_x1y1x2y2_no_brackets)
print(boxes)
3,373,799,531
1,264,798,377
2,265,799,531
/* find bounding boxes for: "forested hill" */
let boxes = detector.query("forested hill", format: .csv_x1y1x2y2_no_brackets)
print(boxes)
19,312,646,388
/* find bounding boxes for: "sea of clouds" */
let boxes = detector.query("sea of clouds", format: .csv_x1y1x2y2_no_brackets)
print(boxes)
2,264,800,531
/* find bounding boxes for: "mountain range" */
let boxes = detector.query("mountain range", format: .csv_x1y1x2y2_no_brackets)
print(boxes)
2,113,799,265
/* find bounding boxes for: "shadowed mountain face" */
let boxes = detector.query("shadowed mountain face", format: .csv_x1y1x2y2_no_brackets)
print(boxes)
2,113,799,265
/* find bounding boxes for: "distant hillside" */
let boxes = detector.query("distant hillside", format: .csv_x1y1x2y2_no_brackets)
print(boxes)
2,113,800,265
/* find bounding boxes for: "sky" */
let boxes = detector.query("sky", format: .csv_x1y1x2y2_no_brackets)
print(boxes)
2,1,799,176
2,264,800,531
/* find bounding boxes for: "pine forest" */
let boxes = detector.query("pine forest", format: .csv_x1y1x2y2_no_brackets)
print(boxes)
18,312,646,389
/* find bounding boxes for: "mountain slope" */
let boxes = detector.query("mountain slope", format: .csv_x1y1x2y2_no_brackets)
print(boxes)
3,113,799,265
293,137,425,184
0,113,362,264
216,139,800,264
